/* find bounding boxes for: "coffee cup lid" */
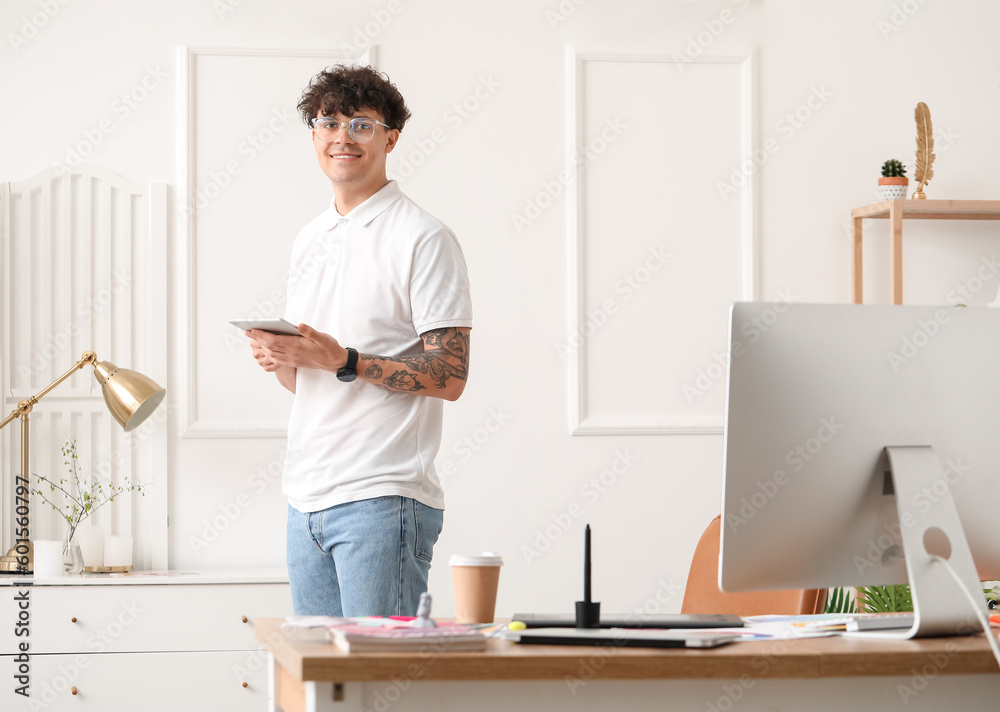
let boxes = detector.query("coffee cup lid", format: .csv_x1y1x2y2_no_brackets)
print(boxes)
449,552,503,567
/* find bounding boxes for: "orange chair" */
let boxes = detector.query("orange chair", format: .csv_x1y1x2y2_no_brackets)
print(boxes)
680,515,825,616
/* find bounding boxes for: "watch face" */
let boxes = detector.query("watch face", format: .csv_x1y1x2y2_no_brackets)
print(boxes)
337,368,357,383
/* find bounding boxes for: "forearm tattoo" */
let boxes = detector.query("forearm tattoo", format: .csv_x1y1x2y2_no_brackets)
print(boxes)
361,327,470,394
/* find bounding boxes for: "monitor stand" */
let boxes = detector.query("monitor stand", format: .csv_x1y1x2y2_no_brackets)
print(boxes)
874,446,986,639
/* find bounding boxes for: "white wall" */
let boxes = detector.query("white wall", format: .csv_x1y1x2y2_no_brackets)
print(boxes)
3,0,999,617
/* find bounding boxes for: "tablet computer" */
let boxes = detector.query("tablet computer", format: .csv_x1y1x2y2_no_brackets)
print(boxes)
515,628,739,649
229,317,300,336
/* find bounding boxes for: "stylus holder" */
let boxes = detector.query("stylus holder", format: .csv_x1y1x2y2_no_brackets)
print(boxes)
575,600,601,629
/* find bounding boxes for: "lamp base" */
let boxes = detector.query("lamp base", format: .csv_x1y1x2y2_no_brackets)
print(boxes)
0,541,32,573
84,565,132,573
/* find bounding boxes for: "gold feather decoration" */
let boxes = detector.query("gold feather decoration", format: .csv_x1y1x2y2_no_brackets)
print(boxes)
913,102,935,199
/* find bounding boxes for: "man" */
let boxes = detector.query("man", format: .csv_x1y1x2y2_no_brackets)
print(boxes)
247,65,473,617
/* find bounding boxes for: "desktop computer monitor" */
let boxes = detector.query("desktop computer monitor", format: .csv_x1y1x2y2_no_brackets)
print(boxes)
720,302,1000,638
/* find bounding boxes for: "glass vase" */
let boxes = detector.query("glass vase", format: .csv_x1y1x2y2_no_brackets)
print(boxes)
62,525,84,575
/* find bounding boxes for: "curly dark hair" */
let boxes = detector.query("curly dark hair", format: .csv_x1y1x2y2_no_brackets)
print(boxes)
297,65,411,131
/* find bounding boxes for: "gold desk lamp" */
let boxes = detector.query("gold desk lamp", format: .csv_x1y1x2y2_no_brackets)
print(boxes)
0,351,166,573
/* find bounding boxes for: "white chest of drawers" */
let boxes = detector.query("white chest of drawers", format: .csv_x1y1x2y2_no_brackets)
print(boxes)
0,569,291,711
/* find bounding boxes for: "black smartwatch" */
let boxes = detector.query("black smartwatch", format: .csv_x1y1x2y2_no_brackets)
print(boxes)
337,347,359,382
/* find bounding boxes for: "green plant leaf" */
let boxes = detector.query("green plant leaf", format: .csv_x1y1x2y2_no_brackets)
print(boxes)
856,585,913,613
824,587,858,614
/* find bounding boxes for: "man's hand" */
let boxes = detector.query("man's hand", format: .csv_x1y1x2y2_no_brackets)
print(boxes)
248,334,282,372
247,323,348,373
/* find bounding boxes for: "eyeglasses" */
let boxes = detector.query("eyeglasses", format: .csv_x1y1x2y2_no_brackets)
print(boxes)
309,117,392,143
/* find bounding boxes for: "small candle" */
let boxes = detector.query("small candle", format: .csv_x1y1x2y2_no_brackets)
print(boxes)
33,540,64,577
104,535,133,568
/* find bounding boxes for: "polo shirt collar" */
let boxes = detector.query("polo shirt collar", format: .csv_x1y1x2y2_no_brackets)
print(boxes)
322,180,402,230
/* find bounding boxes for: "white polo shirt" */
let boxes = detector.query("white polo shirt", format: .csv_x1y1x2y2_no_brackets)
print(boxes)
282,181,472,513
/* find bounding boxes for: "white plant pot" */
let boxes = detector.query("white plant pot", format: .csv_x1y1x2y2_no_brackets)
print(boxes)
878,183,908,200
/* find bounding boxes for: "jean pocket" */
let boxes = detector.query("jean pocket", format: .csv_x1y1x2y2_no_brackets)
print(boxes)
413,500,444,563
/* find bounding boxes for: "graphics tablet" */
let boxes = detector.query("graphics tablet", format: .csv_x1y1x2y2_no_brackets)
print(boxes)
512,613,743,629
515,628,739,649
229,317,300,336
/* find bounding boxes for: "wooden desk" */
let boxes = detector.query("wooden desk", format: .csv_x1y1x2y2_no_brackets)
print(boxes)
850,199,1000,304
255,618,1000,712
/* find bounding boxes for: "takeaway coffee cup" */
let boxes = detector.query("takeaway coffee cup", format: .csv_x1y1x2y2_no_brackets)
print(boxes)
450,552,503,624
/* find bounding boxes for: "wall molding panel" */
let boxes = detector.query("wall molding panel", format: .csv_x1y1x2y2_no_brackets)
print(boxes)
567,51,757,436
177,46,375,438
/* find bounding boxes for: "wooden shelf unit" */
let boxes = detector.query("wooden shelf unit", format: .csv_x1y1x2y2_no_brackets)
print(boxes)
851,199,1000,304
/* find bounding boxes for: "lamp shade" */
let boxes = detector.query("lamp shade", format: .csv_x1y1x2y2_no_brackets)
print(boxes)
92,360,166,432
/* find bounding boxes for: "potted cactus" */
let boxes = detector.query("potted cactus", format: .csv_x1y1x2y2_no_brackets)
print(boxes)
878,159,909,201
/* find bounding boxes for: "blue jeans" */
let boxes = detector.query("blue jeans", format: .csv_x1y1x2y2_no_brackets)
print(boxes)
286,496,444,617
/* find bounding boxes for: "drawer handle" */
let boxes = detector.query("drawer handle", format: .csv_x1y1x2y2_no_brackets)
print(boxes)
71,687,78,696
241,615,248,624
242,682,249,688
71,617,77,623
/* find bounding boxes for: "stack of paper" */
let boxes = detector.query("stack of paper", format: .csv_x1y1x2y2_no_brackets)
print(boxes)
327,622,487,653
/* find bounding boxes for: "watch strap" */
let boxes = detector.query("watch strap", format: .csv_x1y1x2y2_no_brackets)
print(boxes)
344,347,358,371
337,347,359,382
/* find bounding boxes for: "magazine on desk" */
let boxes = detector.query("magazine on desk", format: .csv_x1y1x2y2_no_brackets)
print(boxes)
325,619,487,653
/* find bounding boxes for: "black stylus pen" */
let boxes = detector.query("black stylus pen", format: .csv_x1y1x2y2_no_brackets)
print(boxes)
576,524,600,628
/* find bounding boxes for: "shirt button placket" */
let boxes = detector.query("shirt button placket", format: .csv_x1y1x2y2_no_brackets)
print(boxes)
328,219,347,265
